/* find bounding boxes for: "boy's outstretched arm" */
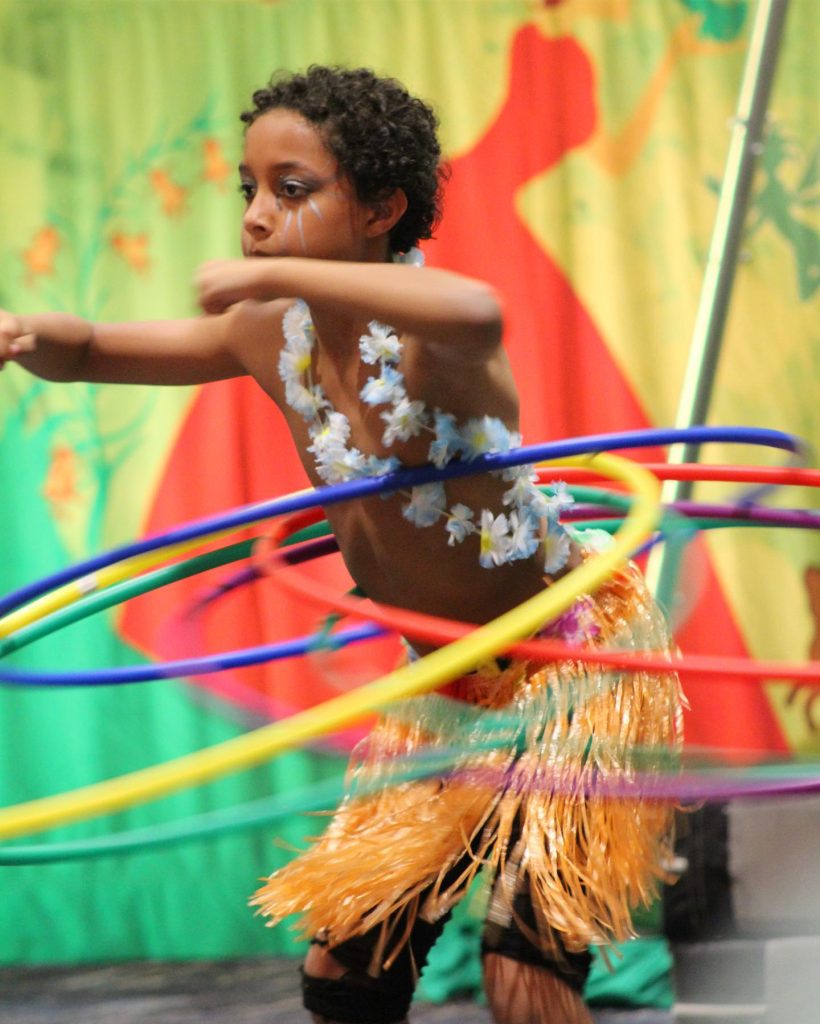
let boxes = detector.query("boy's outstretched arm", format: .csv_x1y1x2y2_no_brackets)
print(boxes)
197,257,503,358
0,307,252,385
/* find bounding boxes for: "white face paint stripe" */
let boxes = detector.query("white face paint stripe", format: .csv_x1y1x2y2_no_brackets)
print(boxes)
297,205,308,254
283,208,293,245
307,197,324,221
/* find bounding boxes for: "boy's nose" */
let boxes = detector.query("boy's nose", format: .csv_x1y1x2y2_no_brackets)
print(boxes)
243,195,275,239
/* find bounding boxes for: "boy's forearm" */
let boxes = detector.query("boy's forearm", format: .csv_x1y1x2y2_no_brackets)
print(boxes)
7,311,246,386
270,260,502,342
14,313,94,381
200,258,503,349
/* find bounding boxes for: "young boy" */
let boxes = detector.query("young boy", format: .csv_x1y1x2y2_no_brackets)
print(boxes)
0,66,681,1024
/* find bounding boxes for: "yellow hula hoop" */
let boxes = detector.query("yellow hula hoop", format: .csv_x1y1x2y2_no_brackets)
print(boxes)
0,531,236,640
0,485,316,639
0,453,660,841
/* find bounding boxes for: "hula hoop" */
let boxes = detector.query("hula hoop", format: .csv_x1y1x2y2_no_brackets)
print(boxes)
569,502,820,531
0,528,243,640
0,539,254,660
268,491,820,685
274,568,820,686
4,491,818,686
0,426,802,637
3,751,820,865
0,452,659,841
542,464,820,488
0,621,383,686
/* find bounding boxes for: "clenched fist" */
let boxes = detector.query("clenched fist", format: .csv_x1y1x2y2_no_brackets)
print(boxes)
196,259,273,315
0,310,36,369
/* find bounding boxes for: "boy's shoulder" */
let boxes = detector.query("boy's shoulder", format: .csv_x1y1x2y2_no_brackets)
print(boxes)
225,296,290,349
227,296,290,331
222,297,290,385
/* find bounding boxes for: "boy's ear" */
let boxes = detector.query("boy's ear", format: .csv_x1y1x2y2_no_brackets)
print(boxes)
365,189,408,238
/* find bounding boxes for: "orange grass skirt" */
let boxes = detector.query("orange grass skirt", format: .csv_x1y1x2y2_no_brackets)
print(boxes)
251,560,684,968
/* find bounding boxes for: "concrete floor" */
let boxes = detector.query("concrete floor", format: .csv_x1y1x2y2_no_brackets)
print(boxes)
0,958,674,1023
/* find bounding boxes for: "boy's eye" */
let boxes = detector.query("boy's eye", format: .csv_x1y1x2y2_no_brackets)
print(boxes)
238,180,256,203
279,179,309,199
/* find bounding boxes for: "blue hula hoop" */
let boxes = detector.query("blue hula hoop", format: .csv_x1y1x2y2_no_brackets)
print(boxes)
0,426,803,619
0,426,807,687
0,621,386,687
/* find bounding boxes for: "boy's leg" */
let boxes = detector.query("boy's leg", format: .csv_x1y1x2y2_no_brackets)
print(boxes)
481,884,593,1024
300,842,481,1023
302,924,592,1024
302,943,407,1024
483,953,592,1024
301,910,449,1024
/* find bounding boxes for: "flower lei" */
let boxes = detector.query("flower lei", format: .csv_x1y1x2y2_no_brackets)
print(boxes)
278,257,572,574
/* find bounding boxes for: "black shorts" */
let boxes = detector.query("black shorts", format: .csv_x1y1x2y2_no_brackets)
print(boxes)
301,858,592,1023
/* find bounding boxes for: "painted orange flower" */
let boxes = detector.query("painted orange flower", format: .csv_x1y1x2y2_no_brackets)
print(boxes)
203,138,231,191
149,169,186,215
111,232,150,272
23,226,60,286
42,444,80,515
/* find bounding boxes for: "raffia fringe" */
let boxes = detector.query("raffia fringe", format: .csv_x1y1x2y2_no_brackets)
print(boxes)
251,562,685,966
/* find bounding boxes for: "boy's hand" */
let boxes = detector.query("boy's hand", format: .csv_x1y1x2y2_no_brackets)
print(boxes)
0,310,36,369
196,259,271,315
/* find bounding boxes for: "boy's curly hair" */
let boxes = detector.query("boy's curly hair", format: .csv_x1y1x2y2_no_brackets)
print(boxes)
241,65,447,254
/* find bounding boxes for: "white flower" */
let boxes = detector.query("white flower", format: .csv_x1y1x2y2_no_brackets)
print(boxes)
314,461,344,485
507,510,540,561
402,483,445,527
322,411,351,445
428,410,465,468
501,462,534,483
479,509,511,568
336,448,367,479
381,396,428,445
543,523,571,575
502,469,540,508
528,485,567,530
278,345,312,384
311,443,366,485
523,487,550,521
364,454,403,499
285,381,329,421
360,365,405,406
359,323,402,365
362,454,402,478
460,416,520,460
307,412,351,468
445,503,476,545
543,479,574,515
278,298,557,573
282,300,314,347
281,303,315,383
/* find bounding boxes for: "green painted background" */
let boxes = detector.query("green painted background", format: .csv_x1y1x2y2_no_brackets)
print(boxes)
0,0,817,1007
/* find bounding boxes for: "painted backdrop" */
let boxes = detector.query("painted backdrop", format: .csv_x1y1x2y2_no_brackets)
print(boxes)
0,0,817,1003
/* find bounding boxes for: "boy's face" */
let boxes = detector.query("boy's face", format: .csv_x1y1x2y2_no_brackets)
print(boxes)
239,109,377,261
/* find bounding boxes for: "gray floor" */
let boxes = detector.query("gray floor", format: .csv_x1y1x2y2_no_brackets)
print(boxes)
0,958,673,1023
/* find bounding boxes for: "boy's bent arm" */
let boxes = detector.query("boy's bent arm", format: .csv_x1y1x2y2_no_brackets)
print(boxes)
1,307,251,386
198,258,503,357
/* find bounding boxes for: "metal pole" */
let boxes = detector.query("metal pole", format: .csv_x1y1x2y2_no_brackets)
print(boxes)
646,0,790,609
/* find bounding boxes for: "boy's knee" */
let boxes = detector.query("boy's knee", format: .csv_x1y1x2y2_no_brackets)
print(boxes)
301,943,411,1024
304,942,347,980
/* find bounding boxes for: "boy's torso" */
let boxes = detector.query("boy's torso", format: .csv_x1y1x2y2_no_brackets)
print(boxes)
235,298,549,633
